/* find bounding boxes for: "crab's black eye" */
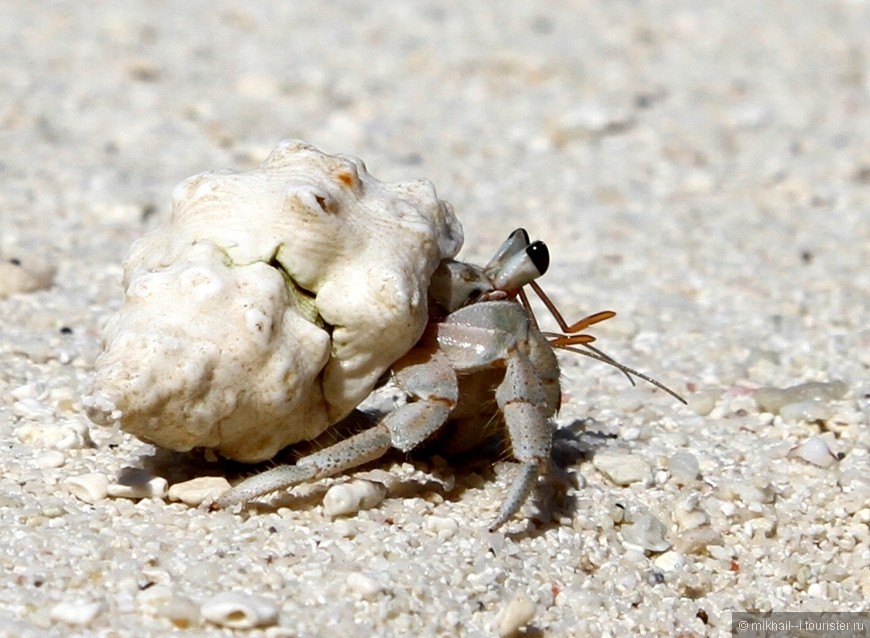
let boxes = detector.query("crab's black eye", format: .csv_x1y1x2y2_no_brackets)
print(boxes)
526,241,549,276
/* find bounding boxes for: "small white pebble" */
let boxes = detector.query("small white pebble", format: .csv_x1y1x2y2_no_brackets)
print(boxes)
653,469,669,486
81,391,120,421
791,436,837,468
613,571,639,593
620,513,670,552
168,476,231,506
779,401,834,423
200,592,279,629
11,383,42,401
654,550,684,572
621,426,641,441
108,475,168,500
0,251,55,297
592,449,651,486
158,596,200,629
16,420,91,450
807,582,827,598
672,527,723,554
674,495,709,531
608,503,625,524
54,420,93,450
136,585,176,616
488,531,506,554
779,400,834,422
558,588,603,616
743,516,776,539
685,389,720,416
35,450,66,468
754,380,847,414
708,544,735,561
346,572,382,601
723,480,775,505
667,452,700,484
12,398,52,420
322,479,386,517
41,497,65,518
498,593,536,638
424,515,459,539
49,600,102,626
66,473,109,504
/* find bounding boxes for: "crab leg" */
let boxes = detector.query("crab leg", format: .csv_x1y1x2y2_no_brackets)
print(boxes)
489,345,553,531
213,348,459,510
211,425,394,508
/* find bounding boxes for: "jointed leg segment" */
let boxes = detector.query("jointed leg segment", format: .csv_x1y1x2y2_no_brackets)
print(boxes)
489,346,554,531
213,348,460,510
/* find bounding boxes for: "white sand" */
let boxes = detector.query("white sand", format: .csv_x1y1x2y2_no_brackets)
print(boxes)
1,3,868,636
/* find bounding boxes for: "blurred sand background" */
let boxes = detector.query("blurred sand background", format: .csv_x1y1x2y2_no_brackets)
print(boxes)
1,2,868,636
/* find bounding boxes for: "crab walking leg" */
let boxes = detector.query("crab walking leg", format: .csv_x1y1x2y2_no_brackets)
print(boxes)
214,349,459,510
212,425,393,508
489,346,554,531
386,348,459,452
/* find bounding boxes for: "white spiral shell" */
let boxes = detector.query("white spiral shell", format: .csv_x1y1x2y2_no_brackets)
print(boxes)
88,140,463,462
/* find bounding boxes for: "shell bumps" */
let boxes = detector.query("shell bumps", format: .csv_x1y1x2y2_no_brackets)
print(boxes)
88,141,463,462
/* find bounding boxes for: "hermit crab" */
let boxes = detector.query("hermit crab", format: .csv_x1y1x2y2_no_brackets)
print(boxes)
213,227,685,530
86,140,683,531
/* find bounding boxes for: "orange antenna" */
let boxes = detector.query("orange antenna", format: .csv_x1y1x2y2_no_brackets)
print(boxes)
519,280,687,405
